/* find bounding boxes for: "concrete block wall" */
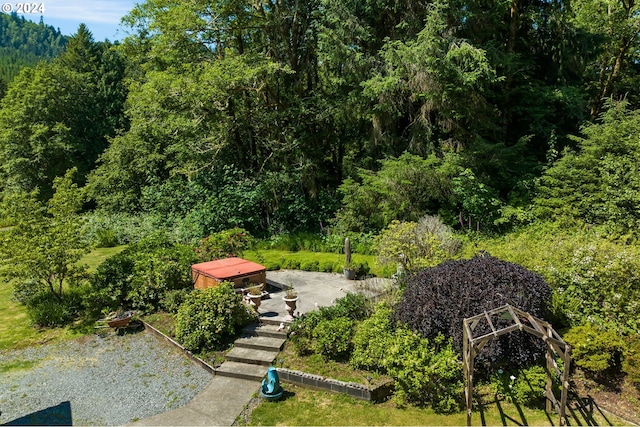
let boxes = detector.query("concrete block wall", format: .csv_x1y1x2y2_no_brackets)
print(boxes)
276,368,393,402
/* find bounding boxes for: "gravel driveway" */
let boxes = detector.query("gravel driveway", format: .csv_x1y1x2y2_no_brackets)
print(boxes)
0,331,212,426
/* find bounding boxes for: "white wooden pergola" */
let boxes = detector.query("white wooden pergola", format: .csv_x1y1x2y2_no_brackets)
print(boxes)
462,304,572,426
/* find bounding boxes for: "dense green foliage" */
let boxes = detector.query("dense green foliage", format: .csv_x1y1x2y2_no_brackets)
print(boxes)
175,282,256,352
623,335,640,386
292,299,463,412
1,0,640,404
0,170,88,303
23,0,625,238
195,228,254,261
374,215,461,271
0,13,66,83
537,101,640,233
89,232,197,313
289,293,371,356
0,169,88,325
312,317,355,361
395,255,551,368
349,303,463,412
563,324,625,375
0,25,127,199
470,224,640,334
2,0,640,241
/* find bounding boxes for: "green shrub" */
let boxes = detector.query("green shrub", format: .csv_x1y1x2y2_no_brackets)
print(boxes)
563,324,625,374
319,261,334,272
471,223,640,334
290,310,327,355
160,289,191,314
127,243,197,312
490,365,548,407
195,228,254,262
301,260,319,271
374,216,461,271
22,282,94,327
89,234,197,313
26,295,73,327
175,282,256,352
83,212,166,246
260,231,375,255
312,317,354,361
89,251,136,311
265,262,281,271
356,261,370,277
549,242,640,334
95,228,118,248
282,259,300,270
623,335,640,385
294,299,462,412
333,292,372,321
351,303,394,371
384,330,463,413
290,294,371,357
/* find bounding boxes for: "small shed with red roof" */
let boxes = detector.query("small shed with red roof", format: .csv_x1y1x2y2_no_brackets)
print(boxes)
192,257,266,290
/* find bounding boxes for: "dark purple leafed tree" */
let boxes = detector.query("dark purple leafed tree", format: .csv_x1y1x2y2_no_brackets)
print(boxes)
394,254,552,369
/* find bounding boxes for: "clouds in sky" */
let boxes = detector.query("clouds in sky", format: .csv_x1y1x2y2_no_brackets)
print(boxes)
45,0,136,24
25,1,140,40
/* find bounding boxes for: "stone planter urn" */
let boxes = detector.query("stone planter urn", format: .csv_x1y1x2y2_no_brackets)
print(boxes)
283,296,298,321
248,293,262,312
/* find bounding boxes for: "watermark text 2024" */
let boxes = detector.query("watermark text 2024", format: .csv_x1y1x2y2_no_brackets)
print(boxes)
1,3,45,13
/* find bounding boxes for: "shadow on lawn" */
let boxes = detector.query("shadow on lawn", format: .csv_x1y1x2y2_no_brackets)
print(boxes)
2,401,72,426
476,393,617,426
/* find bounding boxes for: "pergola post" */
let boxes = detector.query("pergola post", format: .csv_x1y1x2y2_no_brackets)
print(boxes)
559,345,572,426
463,323,475,426
545,325,554,414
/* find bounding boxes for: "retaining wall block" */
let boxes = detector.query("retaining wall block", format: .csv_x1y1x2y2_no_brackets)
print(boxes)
276,367,392,402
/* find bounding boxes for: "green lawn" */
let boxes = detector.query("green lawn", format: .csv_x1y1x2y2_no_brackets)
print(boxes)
247,384,628,426
0,281,63,351
78,245,127,272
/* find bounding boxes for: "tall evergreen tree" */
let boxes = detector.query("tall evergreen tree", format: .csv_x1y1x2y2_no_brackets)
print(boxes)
0,25,128,198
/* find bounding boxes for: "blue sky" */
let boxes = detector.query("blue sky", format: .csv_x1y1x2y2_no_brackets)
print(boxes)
16,0,139,41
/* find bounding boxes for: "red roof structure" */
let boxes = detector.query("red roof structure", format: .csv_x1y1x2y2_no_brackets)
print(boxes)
192,257,266,290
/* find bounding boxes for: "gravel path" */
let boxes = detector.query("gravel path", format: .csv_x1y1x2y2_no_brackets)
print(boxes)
0,331,212,426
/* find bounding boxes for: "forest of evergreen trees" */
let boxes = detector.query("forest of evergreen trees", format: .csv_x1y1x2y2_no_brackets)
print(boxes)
0,0,639,239
0,12,67,92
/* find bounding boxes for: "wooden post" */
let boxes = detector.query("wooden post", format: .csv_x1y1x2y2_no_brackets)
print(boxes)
545,325,553,414
559,344,572,426
463,321,474,426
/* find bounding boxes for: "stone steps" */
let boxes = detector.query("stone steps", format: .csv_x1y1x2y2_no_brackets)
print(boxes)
226,346,279,366
215,322,289,381
234,335,285,352
242,323,289,339
215,361,270,381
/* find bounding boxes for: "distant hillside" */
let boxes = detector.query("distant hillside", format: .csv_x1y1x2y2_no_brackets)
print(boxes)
0,12,67,85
